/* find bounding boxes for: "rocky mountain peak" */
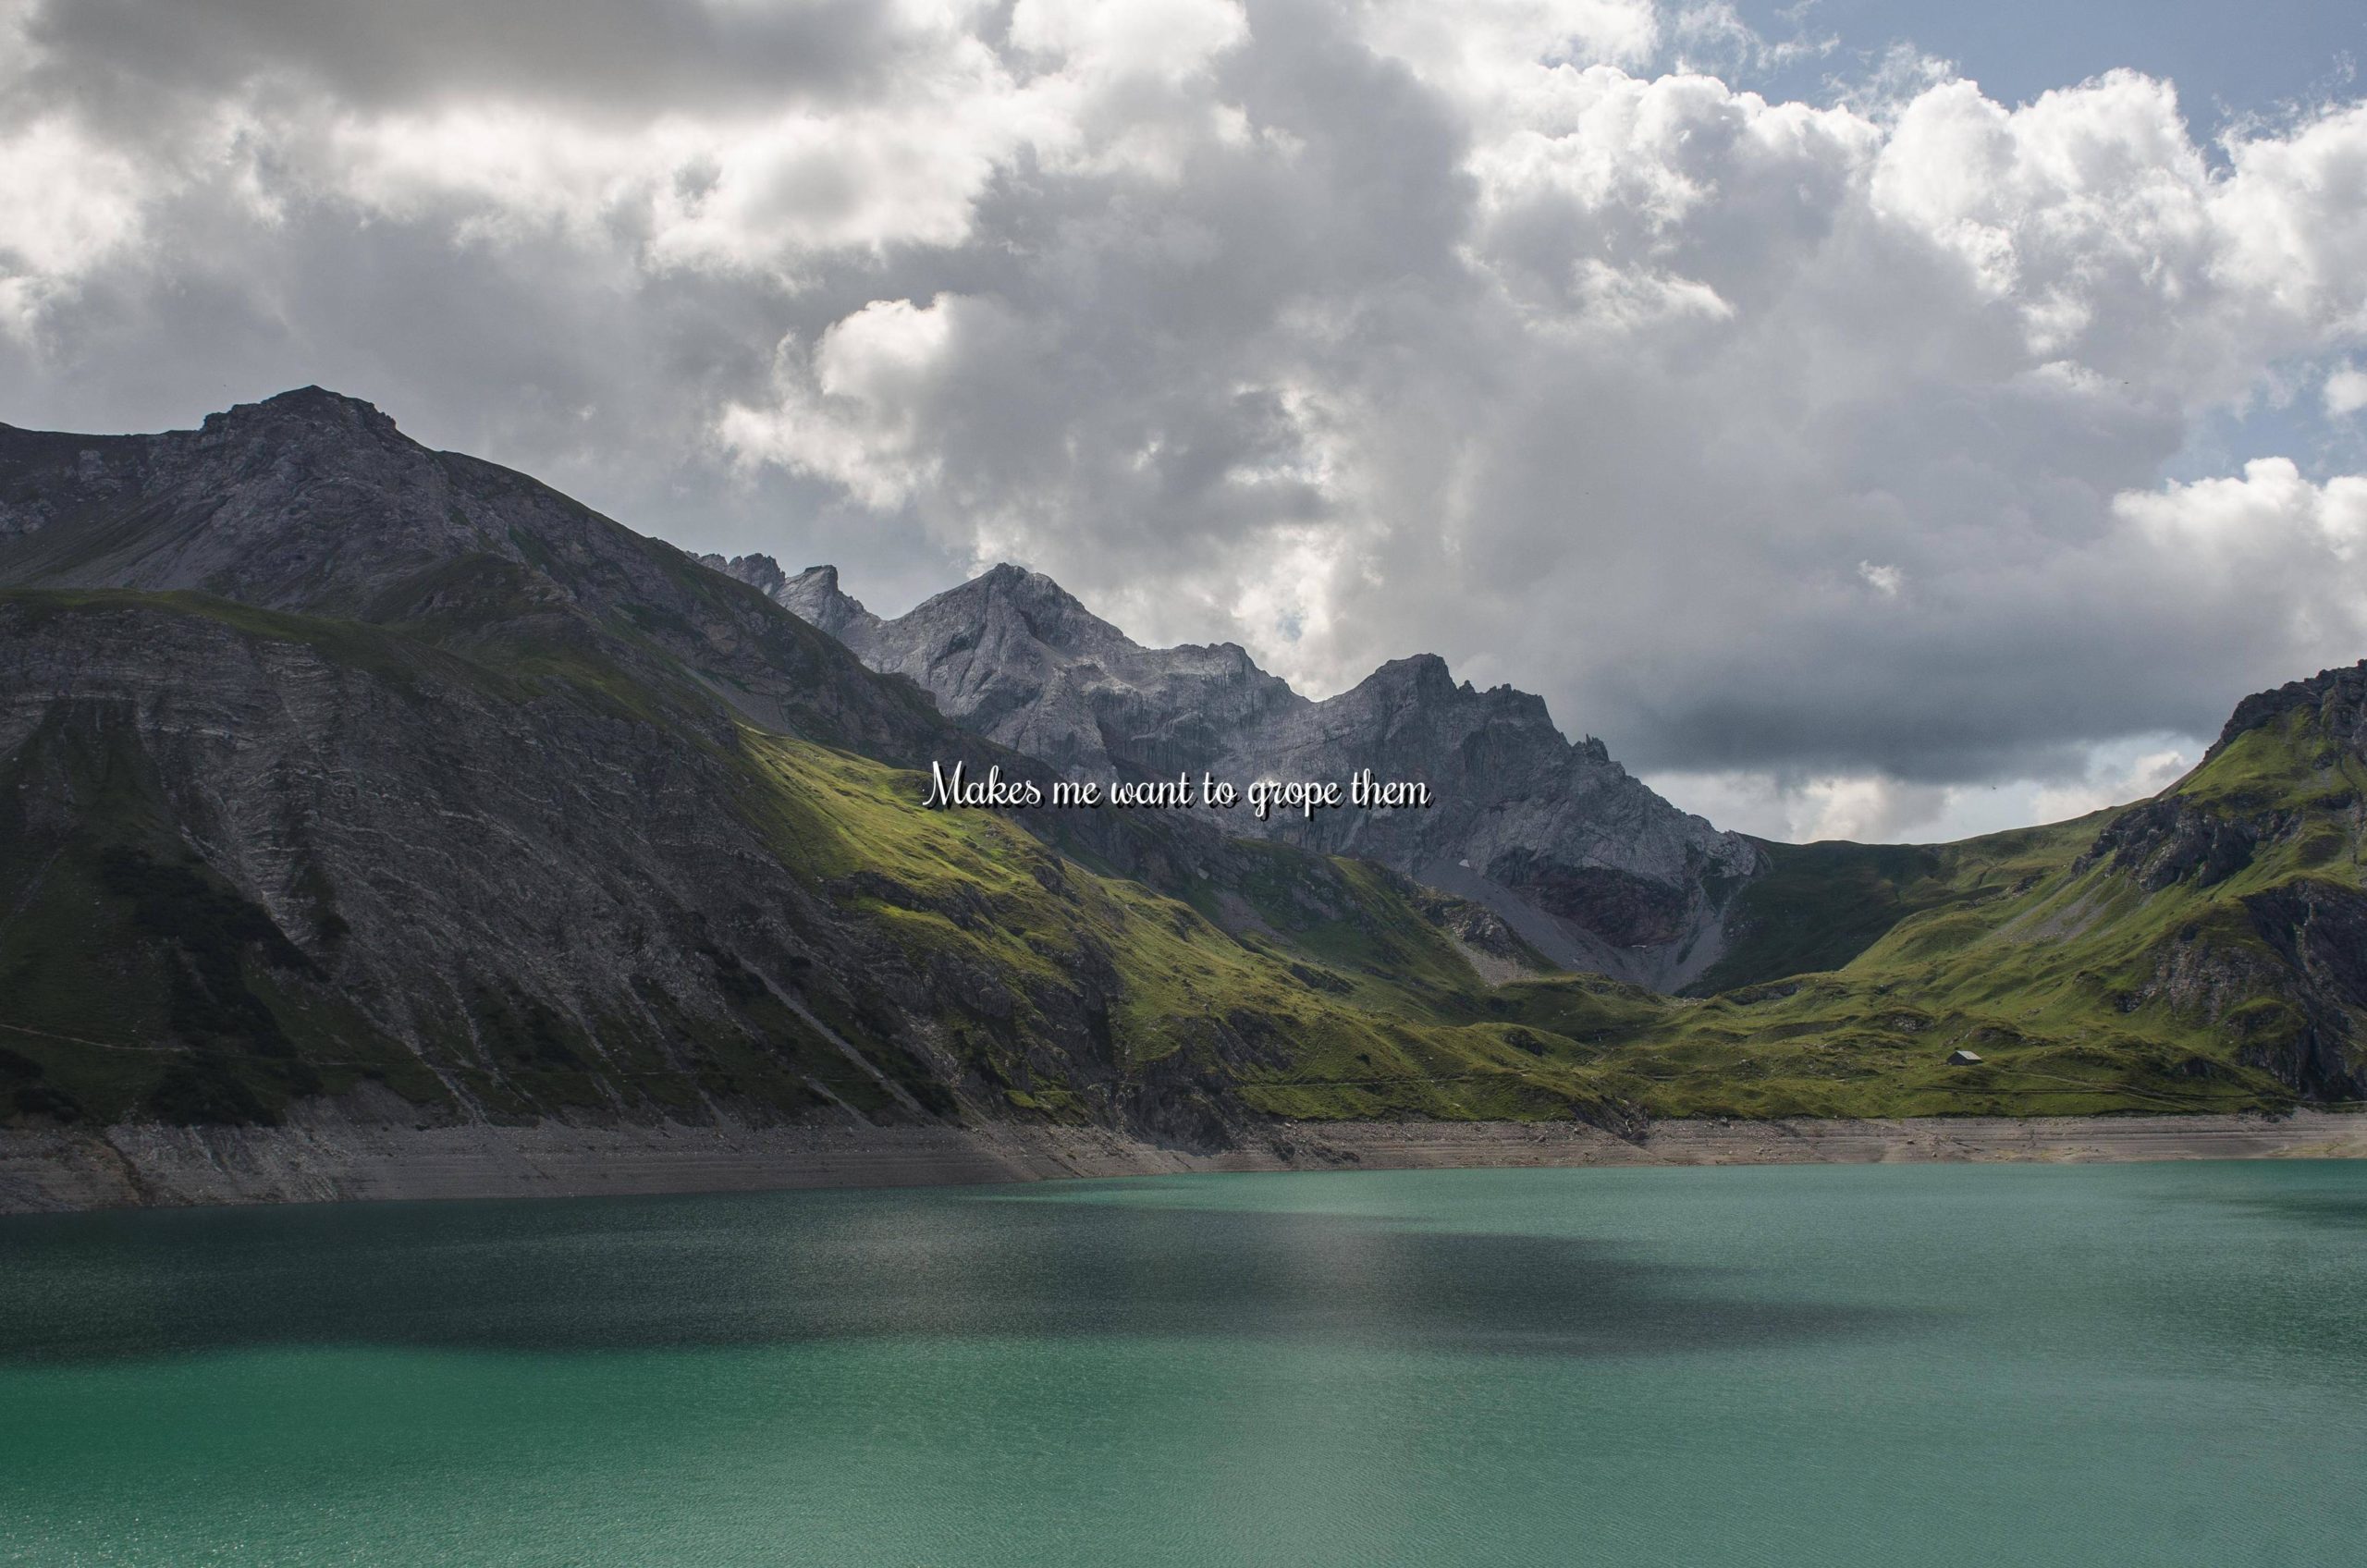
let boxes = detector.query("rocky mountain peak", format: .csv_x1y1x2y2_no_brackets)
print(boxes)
1359,653,1457,695
707,552,788,596
756,561,878,643
0,391,954,763
0,385,469,608
928,562,1120,655
1336,656,1583,758
2215,659,2367,761
200,386,403,445
698,551,788,592
757,558,1761,987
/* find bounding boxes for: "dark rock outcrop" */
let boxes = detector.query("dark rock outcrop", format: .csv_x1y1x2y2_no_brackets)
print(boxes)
2240,880,2367,1099
2216,659,2367,758
2081,798,2275,890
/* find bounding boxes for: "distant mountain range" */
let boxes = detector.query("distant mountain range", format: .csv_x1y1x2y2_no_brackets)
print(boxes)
705,554,1758,990
0,388,2360,1168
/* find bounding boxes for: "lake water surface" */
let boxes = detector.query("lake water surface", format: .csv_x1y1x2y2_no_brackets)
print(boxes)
3,1159,2363,1566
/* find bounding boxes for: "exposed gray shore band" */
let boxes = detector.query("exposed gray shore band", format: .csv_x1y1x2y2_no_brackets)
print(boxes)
5,1110,2362,1215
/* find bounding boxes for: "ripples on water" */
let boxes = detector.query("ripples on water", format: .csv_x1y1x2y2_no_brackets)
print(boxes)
2,1160,2362,1566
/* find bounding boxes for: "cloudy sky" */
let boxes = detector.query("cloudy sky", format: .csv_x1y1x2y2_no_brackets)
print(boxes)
4,0,2364,842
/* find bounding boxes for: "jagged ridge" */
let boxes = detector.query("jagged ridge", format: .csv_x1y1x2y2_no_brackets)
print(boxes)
714,554,1760,988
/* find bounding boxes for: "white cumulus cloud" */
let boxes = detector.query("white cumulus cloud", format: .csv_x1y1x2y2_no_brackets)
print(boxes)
2,0,2365,842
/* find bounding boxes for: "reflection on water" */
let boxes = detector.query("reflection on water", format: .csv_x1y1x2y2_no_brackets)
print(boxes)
0,1180,1910,1362
2210,1190,2367,1230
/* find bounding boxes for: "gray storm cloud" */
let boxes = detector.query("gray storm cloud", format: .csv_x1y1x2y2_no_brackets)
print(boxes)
2,0,2363,839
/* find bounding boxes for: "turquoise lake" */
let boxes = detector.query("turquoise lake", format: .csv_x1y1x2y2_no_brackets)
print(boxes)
3,1159,2363,1566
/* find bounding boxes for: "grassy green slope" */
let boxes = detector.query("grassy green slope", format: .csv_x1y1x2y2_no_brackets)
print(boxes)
736,732,1639,1126
725,707,2361,1126
1625,687,2367,1119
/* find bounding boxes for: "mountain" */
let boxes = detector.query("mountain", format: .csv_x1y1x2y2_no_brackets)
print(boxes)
708,555,1760,988
707,560,2367,1113
1649,661,2367,1108
0,388,957,763
0,388,2359,1177
0,390,1650,1141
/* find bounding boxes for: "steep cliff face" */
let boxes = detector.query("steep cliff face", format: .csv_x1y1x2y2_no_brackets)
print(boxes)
766,562,882,644
722,556,1760,987
2100,660,2367,1099
0,593,964,1131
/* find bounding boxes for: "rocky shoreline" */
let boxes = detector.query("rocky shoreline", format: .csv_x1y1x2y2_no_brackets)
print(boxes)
4,1109,2361,1214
